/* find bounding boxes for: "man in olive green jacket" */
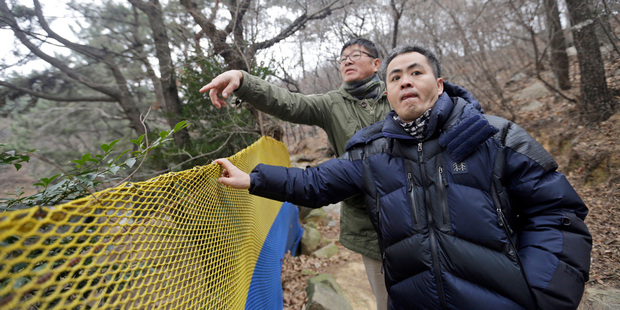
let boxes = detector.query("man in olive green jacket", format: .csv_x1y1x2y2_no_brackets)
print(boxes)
200,38,391,309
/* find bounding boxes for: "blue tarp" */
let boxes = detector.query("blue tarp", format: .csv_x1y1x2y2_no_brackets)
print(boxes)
245,202,304,309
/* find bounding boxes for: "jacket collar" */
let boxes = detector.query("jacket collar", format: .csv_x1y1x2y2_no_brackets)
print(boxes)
438,83,499,162
382,82,498,162
382,86,456,141
344,82,498,161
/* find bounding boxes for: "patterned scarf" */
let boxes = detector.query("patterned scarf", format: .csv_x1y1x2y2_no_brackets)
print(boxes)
393,109,432,140
343,74,382,100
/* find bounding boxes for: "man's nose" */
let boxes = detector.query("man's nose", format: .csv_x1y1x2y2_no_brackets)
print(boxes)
400,78,413,89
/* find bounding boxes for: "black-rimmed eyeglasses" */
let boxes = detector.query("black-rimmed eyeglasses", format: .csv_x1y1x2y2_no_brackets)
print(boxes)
337,50,376,64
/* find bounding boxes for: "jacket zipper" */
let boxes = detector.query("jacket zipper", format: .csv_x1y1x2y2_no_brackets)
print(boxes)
492,182,538,309
419,143,447,309
407,172,419,227
376,201,384,267
438,167,450,232
376,191,386,276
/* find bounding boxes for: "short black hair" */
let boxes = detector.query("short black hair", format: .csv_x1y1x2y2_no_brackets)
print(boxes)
380,45,441,81
341,38,380,59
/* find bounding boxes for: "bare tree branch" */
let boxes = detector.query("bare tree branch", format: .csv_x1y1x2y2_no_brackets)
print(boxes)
0,0,149,135
0,80,116,102
0,1,113,93
31,0,109,61
252,0,343,52
180,0,237,65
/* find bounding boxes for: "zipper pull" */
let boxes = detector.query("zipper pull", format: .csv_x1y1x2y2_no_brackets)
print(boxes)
417,143,424,164
439,167,448,187
407,172,413,191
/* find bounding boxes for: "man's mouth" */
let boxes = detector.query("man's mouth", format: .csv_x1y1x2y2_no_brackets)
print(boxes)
345,68,356,74
401,92,418,100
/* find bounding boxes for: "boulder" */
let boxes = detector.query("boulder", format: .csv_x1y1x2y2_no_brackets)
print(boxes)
301,225,322,255
303,208,329,226
520,100,545,112
312,242,339,259
513,81,551,101
306,274,353,310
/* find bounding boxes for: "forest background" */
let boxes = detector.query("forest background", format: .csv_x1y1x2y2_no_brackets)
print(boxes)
0,0,618,307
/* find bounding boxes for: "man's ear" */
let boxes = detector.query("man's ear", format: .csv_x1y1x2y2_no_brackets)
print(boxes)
373,58,381,72
437,78,444,95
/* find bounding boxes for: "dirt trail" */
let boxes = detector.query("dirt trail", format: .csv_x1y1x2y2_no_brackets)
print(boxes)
331,253,377,310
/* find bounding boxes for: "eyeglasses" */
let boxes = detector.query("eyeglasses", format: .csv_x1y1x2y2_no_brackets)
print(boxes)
337,50,376,64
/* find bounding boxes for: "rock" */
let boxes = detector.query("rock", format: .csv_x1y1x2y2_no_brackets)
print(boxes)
302,269,318,276
323,203,341,227
312,242,339,259
513,81,551,101
305,222,319,229
506,72,528,86
303,208,329,226
298,206,314,221
306,274,353,310
301,225,322,255
519,100,545,112
579,287,620,310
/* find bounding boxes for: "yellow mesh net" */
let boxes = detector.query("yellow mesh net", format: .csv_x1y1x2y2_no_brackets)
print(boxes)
0,136,291,309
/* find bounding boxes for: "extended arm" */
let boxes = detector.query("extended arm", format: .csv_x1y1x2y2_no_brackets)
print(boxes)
215,158,363,208
201,70,333,127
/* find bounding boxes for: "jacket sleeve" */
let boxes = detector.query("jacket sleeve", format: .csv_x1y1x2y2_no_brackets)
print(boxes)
234,71,334,127
503,123,592,310
248,158,363,208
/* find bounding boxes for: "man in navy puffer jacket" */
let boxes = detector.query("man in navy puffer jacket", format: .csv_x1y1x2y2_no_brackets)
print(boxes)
214,45,592,310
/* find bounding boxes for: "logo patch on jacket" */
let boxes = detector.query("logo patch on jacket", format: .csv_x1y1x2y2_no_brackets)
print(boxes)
452,162,468,174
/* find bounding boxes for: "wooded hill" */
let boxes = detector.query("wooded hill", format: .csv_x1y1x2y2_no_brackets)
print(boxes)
0,1,618,307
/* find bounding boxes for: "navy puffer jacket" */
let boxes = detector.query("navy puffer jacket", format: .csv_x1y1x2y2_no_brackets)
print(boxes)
249,83,591,309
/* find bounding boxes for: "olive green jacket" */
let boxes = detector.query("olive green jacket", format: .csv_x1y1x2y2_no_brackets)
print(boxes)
234,71,391,259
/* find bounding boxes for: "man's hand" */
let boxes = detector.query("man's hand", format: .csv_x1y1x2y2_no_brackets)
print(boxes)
213,158,251,189
199,70,244,109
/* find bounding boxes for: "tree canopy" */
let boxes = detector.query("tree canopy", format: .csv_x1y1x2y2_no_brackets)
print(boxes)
0,0,617,183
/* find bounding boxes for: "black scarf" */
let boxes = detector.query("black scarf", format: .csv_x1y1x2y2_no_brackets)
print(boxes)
343,74,382,100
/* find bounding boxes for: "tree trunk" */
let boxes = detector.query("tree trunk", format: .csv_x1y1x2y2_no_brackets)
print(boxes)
390,0,405,49
544,0,571,90
131,0,190,148
109,67,151,136
565,0,615,124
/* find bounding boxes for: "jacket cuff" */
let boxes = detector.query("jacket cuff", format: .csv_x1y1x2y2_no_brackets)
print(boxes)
248,164,260,193
235,71,253,97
